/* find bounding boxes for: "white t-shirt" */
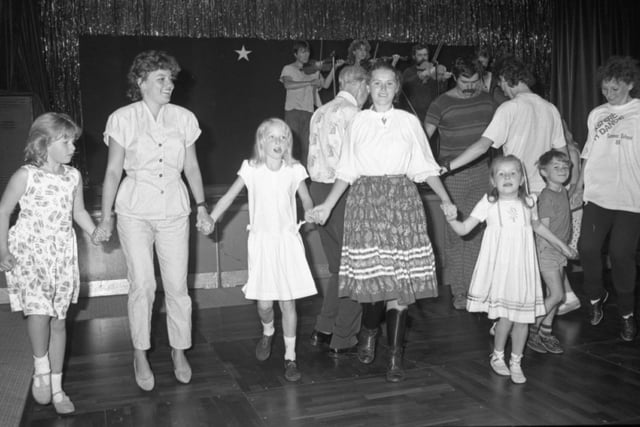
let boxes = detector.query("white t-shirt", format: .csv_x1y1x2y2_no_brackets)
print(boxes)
582,98,640,213
482,92,566,193
336,107,440,184
280,63,319,113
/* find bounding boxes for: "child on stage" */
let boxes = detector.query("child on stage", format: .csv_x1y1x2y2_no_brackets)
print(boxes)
203,118,317,382
0,113,99,414
442,155,576,384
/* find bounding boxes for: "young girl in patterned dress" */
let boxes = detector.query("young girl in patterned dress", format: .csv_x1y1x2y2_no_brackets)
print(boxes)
0,113,98,414
204,118,316,382
442,155,576,384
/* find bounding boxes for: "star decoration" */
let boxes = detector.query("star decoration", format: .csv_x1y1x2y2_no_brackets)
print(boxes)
234,45,252,61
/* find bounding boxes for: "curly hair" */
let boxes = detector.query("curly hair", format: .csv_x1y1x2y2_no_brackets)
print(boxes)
24,112,81,167
597,56,640,97
126,50,180,101
497,57,535,88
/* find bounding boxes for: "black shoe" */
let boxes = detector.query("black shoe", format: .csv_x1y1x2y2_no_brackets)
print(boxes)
255,335,274,361
589,291,609,326
284,360,301,382
310,330,332,347
621,315,637,342
385,309,408,383
357,327,379,364
328,346,358,359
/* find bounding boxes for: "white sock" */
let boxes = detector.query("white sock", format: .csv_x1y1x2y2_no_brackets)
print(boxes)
623,313,634,319
493,349,505,359
51,373,63,401
565,291,577,302
284,336,296,361
33,353,50,375
262,320,275,336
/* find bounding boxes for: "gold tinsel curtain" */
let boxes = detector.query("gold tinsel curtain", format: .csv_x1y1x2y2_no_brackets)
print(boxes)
40,0,551,124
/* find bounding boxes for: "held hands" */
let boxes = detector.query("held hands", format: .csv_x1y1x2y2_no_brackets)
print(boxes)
440,202,458,222
305,204,331,226
0,251,16,272
196,211,215,235
91,218,113,244
561,244,579,260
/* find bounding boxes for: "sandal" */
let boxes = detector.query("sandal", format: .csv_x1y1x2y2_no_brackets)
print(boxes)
31,372,51,405
52,391,75,414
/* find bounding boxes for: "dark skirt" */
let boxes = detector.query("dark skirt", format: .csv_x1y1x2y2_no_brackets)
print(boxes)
338,175,438,305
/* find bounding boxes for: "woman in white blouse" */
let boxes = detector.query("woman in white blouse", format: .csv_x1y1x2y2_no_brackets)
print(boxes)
309,62,454,382
96,50,214,391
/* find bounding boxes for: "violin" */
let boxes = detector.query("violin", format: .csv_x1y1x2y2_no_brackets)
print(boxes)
415,41,452,81
416,61,451,81
302,51,346,74
376,55,408,63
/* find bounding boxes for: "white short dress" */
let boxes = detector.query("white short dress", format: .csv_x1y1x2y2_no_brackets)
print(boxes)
466,195,545,323
238,160,317,301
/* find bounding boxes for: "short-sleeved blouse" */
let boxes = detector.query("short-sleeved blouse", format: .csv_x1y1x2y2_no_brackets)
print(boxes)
336,107,441,184
103,101,201,219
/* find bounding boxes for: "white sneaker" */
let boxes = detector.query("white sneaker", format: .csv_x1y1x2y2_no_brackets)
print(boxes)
490,352,510,376
509,354,527,384
557,297,581,316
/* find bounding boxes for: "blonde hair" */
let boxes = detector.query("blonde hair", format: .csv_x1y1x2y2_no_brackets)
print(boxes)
24,112,81,167
250,118,297,166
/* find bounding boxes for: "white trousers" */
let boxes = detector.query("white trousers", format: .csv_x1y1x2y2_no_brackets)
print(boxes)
117,215,192,350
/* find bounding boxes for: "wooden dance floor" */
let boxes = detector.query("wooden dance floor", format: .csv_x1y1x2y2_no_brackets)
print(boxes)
20,272,640,426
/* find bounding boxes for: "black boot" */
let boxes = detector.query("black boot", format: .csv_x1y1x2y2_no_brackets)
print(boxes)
386,309,408,383
357,302,385,364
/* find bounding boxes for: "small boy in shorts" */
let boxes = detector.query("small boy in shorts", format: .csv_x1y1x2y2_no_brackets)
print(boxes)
527,149,573,354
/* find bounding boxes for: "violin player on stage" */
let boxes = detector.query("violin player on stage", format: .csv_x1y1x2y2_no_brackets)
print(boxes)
347,39,401,70
401,44,452,125
280,40,339,166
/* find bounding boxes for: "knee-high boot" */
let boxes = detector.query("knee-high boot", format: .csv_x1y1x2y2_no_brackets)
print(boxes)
357,302,385,364
386,308,408,382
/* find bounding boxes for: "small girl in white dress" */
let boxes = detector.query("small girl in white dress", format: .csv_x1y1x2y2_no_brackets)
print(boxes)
442,155,576,384
0,113,98,414
205,118,316,382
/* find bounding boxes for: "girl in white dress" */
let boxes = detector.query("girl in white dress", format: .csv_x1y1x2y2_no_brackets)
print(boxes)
442,155,576,384
205,118,316,382
0,113,98,414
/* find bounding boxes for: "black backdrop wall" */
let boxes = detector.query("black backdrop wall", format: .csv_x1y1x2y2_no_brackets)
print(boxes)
80,35,471,185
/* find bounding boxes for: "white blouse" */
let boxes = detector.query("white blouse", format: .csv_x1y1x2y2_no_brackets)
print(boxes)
335,107,441,184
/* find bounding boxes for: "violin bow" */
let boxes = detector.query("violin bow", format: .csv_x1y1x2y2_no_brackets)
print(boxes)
432,41,444,64
372,41,380,61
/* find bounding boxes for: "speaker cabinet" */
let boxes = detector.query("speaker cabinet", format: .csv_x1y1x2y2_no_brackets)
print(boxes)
0,95,33,192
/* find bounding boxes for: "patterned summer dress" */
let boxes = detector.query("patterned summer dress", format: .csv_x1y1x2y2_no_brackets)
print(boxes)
6,165,80,319
466,195,545,323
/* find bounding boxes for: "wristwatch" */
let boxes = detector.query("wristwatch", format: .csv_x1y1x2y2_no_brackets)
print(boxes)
195,201,208,209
